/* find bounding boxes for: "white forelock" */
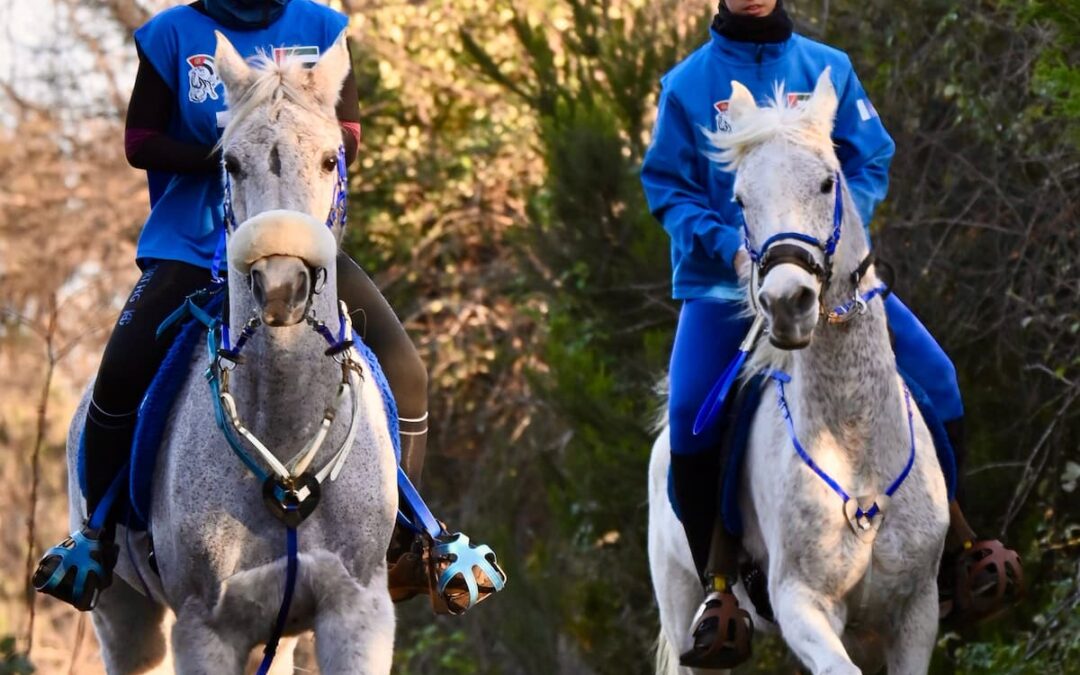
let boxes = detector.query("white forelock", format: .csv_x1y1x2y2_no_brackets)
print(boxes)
228,209,337,274
702,84,836,170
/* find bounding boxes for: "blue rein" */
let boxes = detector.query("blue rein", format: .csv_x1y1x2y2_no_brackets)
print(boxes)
771,369,916,525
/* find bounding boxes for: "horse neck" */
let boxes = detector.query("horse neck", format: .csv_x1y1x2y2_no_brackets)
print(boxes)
225,268,344,461
789,196,908,470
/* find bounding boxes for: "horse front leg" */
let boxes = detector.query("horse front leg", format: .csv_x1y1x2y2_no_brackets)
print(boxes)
884,581,938,675
91,574,171,674
314,566,395,674
171,600,248,675
771,579,859,675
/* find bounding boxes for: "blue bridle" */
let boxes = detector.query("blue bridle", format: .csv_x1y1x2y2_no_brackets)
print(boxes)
212,144,348,281
742,171,844,289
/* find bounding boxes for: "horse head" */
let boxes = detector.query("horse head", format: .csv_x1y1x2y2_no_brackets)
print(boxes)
215,31,351,326
707,69,866,350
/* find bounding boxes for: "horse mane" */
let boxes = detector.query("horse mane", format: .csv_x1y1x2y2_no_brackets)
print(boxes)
703,84,835,170
219,52,334,147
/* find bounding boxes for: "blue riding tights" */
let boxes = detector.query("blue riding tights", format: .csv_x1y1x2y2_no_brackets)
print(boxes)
667,295,963,576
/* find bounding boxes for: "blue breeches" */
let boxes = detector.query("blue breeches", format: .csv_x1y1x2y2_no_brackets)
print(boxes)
668,294,963,457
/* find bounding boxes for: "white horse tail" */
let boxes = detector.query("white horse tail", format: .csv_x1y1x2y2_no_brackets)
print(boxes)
654,629,680,675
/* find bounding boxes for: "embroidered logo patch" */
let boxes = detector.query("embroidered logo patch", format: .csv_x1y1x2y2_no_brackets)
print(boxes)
273,45,321,67
715,91,812,132
186,54,220,104
714,100,732,134
786,92,812,108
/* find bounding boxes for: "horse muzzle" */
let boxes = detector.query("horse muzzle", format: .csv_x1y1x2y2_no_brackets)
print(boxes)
227,209,338,327
757,266,820,350
250,256,312,326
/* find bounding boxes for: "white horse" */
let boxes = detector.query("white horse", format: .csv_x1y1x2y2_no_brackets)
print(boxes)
64,33,397,674
649,71,950,675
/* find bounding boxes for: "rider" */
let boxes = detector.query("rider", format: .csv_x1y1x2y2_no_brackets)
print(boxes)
641,0,1022,668
33,0,494,614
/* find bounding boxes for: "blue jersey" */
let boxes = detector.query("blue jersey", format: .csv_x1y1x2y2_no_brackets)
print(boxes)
641,30,895,300
133,0,348,269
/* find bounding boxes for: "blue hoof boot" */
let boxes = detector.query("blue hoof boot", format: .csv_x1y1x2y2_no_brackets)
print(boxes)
32,525,118,611
430,532,506,615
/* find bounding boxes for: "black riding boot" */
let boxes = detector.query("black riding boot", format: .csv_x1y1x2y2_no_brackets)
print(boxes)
669,451,721,580
673,452,754,669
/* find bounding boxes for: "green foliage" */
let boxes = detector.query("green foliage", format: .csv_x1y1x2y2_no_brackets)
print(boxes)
0,637,32,675
948,576,1080,673
393,625,477,675
463,2,703,670
1010,0,1080,143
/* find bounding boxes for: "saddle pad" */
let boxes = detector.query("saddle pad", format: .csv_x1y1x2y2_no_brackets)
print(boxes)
668,370,958,537
78,292,401,532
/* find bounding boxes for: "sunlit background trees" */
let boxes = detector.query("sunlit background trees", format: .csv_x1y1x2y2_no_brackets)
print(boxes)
1,0,1077,672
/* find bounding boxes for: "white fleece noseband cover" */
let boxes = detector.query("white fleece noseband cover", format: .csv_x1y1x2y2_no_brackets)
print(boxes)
228,209,338,275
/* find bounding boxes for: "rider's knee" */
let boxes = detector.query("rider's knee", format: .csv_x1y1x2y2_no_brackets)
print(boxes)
382,339,428,418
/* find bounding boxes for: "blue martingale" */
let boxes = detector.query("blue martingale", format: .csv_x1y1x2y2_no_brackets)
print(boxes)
669,370,958,536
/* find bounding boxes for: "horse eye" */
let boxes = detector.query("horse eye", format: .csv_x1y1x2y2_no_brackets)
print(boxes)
321,154,338,173
820,177,835,194
224,154,242,177
734,195,745,209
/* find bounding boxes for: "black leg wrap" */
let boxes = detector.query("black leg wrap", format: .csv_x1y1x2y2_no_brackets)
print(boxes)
670,451,721,581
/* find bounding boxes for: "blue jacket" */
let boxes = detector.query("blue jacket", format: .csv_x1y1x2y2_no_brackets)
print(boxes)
641,30,895,300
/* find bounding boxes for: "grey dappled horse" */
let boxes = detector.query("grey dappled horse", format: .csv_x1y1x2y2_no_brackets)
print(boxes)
65,33,397,674
649,71,950,674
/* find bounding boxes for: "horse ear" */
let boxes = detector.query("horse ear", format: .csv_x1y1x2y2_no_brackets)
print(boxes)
214,31,253,98
306,31,351,110
727,81,758,129
805,67,838,136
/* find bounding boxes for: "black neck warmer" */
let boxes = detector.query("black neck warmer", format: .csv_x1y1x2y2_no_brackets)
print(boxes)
202,0,290,30
712,1,794,44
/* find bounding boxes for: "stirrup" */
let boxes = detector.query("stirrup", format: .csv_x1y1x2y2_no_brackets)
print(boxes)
32,525,118,612
428,532,506,615
951,539,1024,624
679,590,753,669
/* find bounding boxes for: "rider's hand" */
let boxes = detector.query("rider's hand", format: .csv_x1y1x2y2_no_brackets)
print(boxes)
733,249,751,281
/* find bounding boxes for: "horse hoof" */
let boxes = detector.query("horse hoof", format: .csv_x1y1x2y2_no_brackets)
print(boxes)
678,590,753,669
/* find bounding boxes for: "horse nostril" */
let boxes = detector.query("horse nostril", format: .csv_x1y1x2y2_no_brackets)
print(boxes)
251,269,266,306
292,270,310,306
794,287,817,315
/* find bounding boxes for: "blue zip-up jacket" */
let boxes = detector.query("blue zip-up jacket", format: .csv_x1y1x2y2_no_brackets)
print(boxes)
641,29,895,300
